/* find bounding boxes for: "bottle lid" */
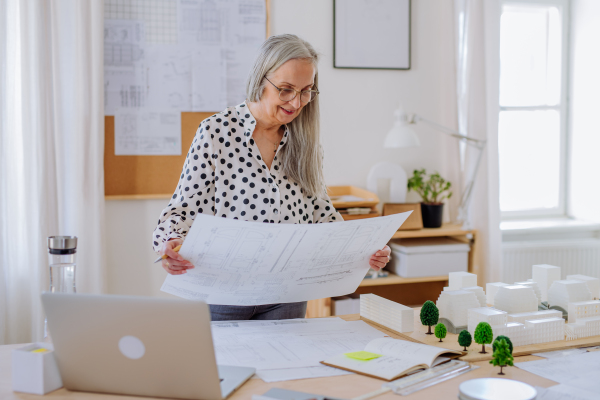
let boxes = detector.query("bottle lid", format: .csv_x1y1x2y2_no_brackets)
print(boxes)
459,378,536,400
48,236,78,254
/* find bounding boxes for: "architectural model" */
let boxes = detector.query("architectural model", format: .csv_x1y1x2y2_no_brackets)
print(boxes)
486,282,508,306
468,307,507,336
525,318,565,344
493,285,538,314
461,286,487,307
448,272,478,290
507,310,562,324
566,275,600,299
360,293,414,333
547,280,592,311
565,300,600,340
436,290,481,332
514,281,542,305
532,264,561,302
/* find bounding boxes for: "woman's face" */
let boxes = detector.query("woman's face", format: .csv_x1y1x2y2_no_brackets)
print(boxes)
261,58,316,126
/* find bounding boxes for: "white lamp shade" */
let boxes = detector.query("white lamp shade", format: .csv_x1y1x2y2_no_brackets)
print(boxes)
384,123,420,148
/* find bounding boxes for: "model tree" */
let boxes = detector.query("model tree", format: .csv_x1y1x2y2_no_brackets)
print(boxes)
420,300,439,335
474,322,493,354
489,338,514,375
434,323,447,342
493,335,514,355
458,330,472,351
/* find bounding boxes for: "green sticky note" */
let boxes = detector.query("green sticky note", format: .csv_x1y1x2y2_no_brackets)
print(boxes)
344,351,383,361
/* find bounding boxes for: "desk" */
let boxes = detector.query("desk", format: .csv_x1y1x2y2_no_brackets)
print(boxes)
0,315,560,400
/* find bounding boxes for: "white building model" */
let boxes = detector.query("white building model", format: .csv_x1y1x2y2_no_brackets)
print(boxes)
494,285,538,314
532,264,561,302
565,300,600,340
566,275,600,300
514,281,542,305
360,293,414,333
547,280,592,311
486,282,508,306
467,307,565,347
436,290,481,329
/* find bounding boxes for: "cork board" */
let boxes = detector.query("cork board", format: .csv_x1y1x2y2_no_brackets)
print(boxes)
104,112,214,198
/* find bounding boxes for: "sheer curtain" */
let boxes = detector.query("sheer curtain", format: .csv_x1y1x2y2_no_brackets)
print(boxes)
0,0,105,345
453,0,503,284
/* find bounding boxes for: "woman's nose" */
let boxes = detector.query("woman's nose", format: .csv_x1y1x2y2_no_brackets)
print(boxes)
289,95,301,109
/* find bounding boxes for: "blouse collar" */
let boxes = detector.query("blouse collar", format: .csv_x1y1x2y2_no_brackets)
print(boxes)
236,101,289,148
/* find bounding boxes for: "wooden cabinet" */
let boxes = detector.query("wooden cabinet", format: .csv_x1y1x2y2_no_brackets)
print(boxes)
305,223,478,318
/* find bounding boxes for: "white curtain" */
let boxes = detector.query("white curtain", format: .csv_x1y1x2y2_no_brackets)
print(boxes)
453,0,503,283
0,0,106,345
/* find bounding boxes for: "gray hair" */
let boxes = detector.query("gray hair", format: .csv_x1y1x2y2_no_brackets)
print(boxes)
246,34,325,198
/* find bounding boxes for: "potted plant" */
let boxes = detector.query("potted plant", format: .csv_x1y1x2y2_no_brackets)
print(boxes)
407,169,452,228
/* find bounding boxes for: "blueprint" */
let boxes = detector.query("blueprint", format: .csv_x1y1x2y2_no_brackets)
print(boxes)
161,212,411,305
210,319,388,370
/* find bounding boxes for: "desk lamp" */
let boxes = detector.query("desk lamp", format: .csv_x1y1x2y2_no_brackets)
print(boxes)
384,107,487,230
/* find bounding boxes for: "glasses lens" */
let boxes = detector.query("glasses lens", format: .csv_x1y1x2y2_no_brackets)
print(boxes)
300,91,313,103
279,89,296,102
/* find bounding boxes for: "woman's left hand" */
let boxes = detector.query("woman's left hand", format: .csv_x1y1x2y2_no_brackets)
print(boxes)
369,245,392,271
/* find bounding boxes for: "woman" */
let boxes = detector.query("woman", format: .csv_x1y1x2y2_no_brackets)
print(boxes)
152,34,391,321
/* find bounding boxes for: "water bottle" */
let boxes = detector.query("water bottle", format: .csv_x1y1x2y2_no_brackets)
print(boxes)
45,236,77,339
48,236,78,294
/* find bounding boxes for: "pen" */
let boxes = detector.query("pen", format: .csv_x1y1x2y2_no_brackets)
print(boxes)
153,244,182,263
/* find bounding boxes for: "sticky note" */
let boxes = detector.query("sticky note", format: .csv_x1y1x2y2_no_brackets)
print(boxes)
30,348,49,353
344,351,382,361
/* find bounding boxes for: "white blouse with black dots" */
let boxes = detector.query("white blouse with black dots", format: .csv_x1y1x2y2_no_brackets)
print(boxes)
152,102,343,253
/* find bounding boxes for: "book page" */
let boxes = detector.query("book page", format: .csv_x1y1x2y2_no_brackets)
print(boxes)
364,338,460,368
321,353,425,381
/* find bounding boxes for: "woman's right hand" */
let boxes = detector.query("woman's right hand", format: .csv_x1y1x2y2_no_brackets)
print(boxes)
160,239,194,275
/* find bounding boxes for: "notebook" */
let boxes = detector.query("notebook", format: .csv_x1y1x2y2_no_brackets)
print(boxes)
321,337,463,381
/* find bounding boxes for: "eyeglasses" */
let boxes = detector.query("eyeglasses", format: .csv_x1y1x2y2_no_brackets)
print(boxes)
264,77,319,103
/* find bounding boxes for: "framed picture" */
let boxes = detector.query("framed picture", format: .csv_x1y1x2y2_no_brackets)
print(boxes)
334,0,411,70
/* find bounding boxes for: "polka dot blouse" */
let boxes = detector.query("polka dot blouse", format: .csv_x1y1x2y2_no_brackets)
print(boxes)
152,102,343,253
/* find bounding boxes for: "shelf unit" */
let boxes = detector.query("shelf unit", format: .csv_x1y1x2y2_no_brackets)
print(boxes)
305,223,478,318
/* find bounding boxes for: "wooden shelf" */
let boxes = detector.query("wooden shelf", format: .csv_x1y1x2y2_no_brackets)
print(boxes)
391,223,473,239
359,273,448,287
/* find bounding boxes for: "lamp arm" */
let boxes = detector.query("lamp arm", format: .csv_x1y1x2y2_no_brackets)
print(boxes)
412,115,487,147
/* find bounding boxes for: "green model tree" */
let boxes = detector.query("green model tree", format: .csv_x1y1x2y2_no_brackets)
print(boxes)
493,335,514,355
434,323,447,342
458,330,472,351
489,338,514,375
420,301,439,335
474,322,493,354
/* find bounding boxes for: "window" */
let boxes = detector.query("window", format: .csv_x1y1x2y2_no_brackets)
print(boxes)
498,0,569,218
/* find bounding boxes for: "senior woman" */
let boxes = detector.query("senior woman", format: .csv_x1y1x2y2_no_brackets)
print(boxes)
152,34,391,321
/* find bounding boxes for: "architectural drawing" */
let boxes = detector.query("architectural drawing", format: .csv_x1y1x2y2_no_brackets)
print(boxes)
161,212,411,304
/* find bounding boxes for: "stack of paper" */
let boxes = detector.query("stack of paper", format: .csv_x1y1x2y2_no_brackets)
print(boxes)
210,318,388,382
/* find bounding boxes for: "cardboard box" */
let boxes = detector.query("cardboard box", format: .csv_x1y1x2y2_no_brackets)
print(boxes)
12,342,63,395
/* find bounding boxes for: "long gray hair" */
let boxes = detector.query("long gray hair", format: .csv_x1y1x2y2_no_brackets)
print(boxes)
246,34,325,198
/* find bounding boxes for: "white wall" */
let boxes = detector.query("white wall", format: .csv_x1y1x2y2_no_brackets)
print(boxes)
105,0,458,295
569,0,600,223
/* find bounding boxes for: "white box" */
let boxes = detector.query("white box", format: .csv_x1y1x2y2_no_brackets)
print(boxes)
388,238,470,278
12,342,62,395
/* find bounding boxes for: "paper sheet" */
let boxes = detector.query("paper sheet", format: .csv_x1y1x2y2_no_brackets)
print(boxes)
255,366,352,383
161,212,411,304
516,351,600,385
104,0,266,155
535,384,597,400
210,319,387,370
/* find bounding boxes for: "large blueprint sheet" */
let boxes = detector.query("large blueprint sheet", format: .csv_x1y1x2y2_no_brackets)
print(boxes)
161,212,411,305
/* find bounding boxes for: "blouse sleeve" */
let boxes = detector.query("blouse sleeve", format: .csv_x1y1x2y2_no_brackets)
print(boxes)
152,121,216,253
311,189,344,223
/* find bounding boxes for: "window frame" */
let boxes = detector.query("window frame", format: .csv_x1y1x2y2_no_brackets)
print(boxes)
498,0,571,220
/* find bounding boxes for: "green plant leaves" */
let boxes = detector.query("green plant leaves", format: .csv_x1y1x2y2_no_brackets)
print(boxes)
407,169,453,204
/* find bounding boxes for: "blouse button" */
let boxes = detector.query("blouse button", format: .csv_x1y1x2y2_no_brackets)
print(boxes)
274,209,279,215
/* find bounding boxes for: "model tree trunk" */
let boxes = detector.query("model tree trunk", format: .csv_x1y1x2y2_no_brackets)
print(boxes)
427,325,432,335
499,365,505,375
481,344,487,354
463,346,467,351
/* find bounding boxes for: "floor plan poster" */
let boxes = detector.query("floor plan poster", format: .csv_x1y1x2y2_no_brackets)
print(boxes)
161,212,412,304
104,0,266,155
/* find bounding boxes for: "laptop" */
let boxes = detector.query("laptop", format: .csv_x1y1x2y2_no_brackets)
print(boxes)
41,292,255,400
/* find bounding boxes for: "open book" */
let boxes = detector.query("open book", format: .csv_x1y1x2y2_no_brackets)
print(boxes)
320,337,463,381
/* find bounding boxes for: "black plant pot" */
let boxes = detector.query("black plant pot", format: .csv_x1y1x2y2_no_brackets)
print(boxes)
421,203,444,228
